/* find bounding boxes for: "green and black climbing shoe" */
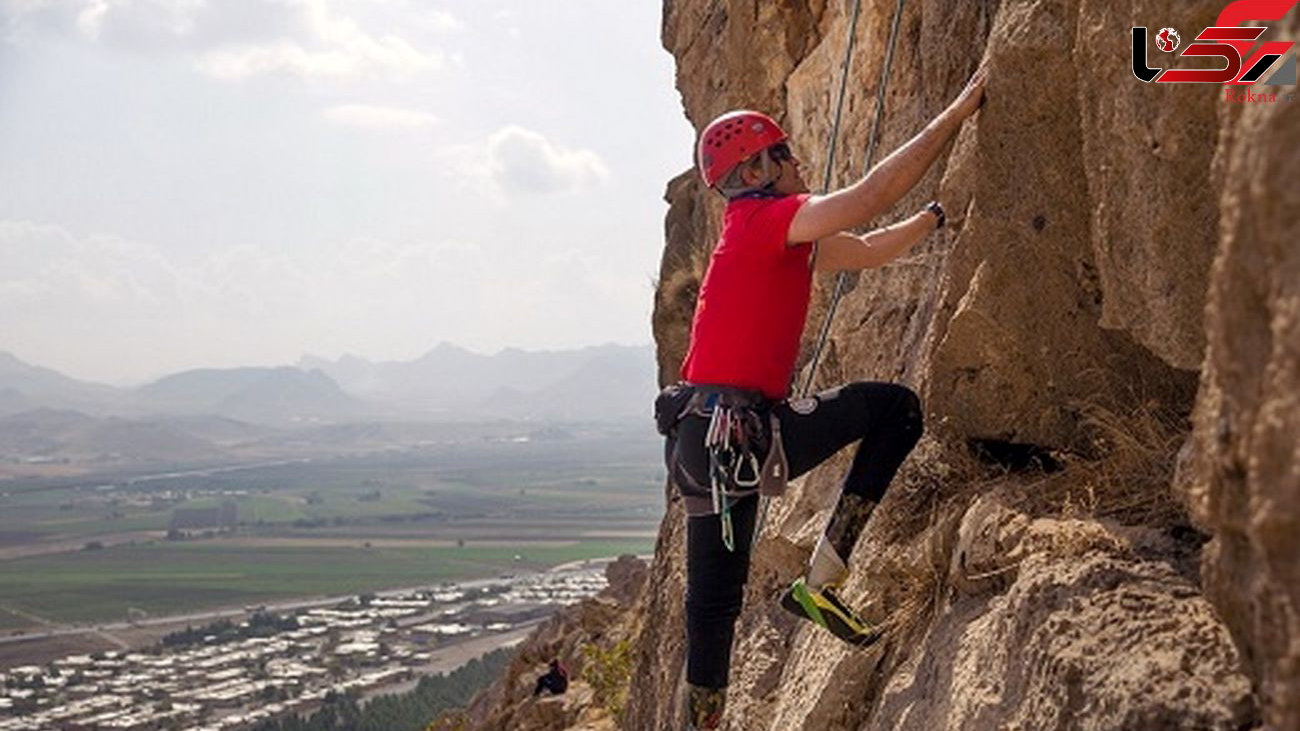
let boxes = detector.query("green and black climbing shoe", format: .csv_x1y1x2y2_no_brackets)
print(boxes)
780,577,883,648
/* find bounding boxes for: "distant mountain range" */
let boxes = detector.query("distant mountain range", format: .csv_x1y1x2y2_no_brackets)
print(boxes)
298,342,656,420
0,351,121,413
0,344,657,426
0,409,241,464
136,367,365,424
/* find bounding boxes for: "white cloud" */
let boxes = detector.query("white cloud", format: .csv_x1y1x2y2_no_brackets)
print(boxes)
1,0,287,48
447,126,609,198
1,1,446,81
489,126,610,194
72,0,107,38
3,221,213,329
422,8,460,33
74,0,205,42
491,7,520,38
0,0,52,12
198,35,438,81
324,103,438,130
195,0,442,81
1,0,75,42
0,0,64,23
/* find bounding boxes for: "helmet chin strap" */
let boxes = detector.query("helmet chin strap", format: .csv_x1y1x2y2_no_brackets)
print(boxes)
758,151,774,184
718,150,782,200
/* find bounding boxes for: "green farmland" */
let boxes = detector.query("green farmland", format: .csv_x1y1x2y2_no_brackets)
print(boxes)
0,538,653,624
2,426,663,534
0,423,665,626
0,607,36,631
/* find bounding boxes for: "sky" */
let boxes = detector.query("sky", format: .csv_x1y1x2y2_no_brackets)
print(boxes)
0,0,695,385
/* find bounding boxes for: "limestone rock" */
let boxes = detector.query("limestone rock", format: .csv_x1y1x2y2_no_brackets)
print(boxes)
601,554,649,608
1074,0,1223,370
876,513,1256,730
459,595,625,731
1180,7,1300,728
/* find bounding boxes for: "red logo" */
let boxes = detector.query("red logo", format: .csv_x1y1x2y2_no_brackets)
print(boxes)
1156,28,1181,52
1133,0,1297,84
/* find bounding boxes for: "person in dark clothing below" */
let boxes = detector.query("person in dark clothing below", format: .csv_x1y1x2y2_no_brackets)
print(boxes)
656,62,988,730
533,659,569,697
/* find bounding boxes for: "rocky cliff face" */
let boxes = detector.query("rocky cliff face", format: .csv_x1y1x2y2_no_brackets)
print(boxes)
449,3,1295,729
1182,4,1300,721
633,1,1297,730
446,556,648,731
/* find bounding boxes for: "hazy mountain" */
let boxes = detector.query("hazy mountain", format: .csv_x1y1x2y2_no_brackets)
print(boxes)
301,343,656,419
1,344,656,426
0,386,33,415
0,408,98,454
151,415,277,446
0,351,122,415
301,342,592,407
0,344,658,470
0,408,228,463
136,367,368,424
477,349,657,420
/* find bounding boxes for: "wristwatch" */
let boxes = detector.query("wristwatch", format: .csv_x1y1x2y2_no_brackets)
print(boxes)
926,201,946,230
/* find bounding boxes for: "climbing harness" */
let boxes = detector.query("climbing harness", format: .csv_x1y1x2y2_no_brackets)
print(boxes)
655,384,788,552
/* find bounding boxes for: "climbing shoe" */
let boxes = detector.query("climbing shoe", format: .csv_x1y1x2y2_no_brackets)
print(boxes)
685,684,725,730
780,577,883,648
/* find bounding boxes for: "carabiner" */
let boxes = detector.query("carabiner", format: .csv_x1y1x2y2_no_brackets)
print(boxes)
732,451,760,487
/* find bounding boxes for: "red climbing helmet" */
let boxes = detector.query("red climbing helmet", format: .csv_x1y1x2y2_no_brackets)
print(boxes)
697,110,788,187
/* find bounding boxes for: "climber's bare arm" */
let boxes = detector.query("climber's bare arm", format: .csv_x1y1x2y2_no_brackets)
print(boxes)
812,210,938,272
788,61,988,244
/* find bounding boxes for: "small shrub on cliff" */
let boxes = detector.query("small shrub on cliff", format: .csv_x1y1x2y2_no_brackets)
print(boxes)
581,638,633,719
1073,399,1188,526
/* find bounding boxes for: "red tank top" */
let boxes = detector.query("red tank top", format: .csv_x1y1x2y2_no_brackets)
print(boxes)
681,193,812,400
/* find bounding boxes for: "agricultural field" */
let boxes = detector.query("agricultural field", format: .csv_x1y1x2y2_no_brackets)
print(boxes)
0,607,37,632
0,539,653,625
0,421,666,630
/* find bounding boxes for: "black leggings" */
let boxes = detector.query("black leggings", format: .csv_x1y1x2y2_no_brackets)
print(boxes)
534,672,568,696
680,381,923,689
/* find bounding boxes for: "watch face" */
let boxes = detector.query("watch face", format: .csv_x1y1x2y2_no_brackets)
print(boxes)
788,397,818,415
927,202,945,228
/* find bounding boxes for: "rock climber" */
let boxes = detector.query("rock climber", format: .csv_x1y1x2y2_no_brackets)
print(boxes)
532,658,569,697
654,61,988,730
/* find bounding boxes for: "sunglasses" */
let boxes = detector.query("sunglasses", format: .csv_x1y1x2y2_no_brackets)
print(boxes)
767,142,794,163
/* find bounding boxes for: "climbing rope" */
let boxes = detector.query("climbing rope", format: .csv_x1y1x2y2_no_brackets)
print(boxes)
755,0,910,546
817,0,865,200
799,0,909,398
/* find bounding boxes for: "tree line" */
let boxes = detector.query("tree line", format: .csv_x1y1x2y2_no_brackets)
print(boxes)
162,611,300,648
250,648,510,731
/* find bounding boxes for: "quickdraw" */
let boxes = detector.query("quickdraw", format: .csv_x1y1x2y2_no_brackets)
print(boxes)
704,395,764,551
